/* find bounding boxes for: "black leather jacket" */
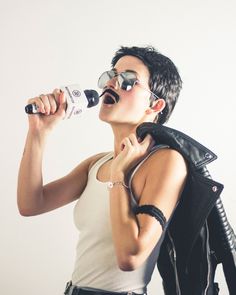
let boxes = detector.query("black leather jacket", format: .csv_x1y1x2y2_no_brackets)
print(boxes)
136,123,236,295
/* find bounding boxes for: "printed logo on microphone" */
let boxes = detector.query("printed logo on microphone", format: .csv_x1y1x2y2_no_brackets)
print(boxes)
74,109,82,115
72,90,81,97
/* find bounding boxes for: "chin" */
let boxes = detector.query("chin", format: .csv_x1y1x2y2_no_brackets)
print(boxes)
98,112,112,124
99,110,144,126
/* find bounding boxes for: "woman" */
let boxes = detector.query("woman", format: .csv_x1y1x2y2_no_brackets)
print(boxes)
17,46,187,295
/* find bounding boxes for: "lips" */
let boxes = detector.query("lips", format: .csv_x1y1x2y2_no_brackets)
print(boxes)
100,88,120,104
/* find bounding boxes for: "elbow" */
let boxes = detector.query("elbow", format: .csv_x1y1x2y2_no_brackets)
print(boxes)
116,248,144,271
17,192,42,216
17,199,37,217
17,198,31,216
18,205,34,217
117,256,139,271
115,239,154,271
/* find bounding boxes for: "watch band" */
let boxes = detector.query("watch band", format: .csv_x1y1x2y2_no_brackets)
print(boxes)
107,181,129,190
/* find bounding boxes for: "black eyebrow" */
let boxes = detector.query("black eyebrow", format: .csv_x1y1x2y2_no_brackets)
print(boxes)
112,68,138,74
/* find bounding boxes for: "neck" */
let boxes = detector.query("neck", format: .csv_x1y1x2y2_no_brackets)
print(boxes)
111,123,139,157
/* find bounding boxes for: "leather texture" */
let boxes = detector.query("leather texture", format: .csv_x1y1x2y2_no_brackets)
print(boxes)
135,122,236,295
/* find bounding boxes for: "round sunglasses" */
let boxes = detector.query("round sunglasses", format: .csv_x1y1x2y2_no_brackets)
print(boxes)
97,70,160,100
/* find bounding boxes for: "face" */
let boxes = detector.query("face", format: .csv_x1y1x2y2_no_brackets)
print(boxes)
98,55,155,126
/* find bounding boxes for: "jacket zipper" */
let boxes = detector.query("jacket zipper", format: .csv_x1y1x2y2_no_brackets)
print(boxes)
168,231,181,295
204,223,211,295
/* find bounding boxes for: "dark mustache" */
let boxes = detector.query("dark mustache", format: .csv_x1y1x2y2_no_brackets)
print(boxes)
99,88,120,103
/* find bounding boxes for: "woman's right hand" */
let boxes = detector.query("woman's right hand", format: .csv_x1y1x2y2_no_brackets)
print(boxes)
27,88,66,133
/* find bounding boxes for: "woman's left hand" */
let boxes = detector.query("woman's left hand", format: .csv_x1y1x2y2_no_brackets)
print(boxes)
110,134,155,179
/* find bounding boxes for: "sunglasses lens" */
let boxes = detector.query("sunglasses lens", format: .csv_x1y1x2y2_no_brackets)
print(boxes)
118,72,137,91
98,71,137,90
98,71,115,89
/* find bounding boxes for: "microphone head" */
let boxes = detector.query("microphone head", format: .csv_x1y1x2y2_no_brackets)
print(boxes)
84,89,100,108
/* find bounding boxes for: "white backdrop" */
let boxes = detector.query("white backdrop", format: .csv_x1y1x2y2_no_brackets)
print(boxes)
0,0,236,294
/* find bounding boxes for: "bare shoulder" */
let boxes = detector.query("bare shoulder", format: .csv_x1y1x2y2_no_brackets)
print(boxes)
132,148,187,204
146,147,188,178
138,147,188,219
140,148,187,217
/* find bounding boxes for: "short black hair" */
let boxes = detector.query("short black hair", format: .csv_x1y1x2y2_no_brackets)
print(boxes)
111,46,182,124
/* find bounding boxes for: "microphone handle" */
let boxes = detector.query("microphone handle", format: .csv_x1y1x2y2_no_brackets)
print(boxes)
25,103,41,114
25,85,99,119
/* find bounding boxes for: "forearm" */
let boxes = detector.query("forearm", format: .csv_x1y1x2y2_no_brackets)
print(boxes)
109,176,163,270
109,173,142,269
17,129,48,215
110,187,139,246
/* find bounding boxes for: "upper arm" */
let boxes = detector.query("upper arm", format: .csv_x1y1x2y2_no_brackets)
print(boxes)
38,152,107,214
136,148,188,253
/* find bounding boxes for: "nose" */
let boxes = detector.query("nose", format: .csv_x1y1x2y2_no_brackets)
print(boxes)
106,76,119,90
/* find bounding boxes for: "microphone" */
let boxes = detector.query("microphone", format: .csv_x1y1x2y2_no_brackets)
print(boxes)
25,84,100,119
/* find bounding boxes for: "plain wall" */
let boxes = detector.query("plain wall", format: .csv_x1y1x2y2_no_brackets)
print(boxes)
0,0,235,294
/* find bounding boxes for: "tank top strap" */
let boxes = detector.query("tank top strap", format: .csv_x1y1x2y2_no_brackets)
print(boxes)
128,144,169,208
88,152,114,178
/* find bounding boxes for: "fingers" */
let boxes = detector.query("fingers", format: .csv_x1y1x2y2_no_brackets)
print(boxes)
39,94,57,115
126,133,154,147
27,96,44,114
27,88,63,115
52,88,62,103
140,134,155,149
121,137,133,150
121,133,155,152
57,91,66,116
128,133,139,146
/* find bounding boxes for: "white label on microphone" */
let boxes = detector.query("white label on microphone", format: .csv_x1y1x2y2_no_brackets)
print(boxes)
60,84,88,119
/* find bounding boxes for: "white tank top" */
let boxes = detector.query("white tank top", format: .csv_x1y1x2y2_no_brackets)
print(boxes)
72,146,168,293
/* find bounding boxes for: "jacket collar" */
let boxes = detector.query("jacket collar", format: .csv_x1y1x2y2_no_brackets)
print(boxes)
136,122,217,170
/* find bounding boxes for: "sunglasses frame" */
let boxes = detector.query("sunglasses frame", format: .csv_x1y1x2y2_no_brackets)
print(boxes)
98,69,160,100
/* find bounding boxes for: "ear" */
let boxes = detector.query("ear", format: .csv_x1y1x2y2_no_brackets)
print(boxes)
145,99,166,115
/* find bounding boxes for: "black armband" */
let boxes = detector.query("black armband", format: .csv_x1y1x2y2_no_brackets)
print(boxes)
133,204,167,231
